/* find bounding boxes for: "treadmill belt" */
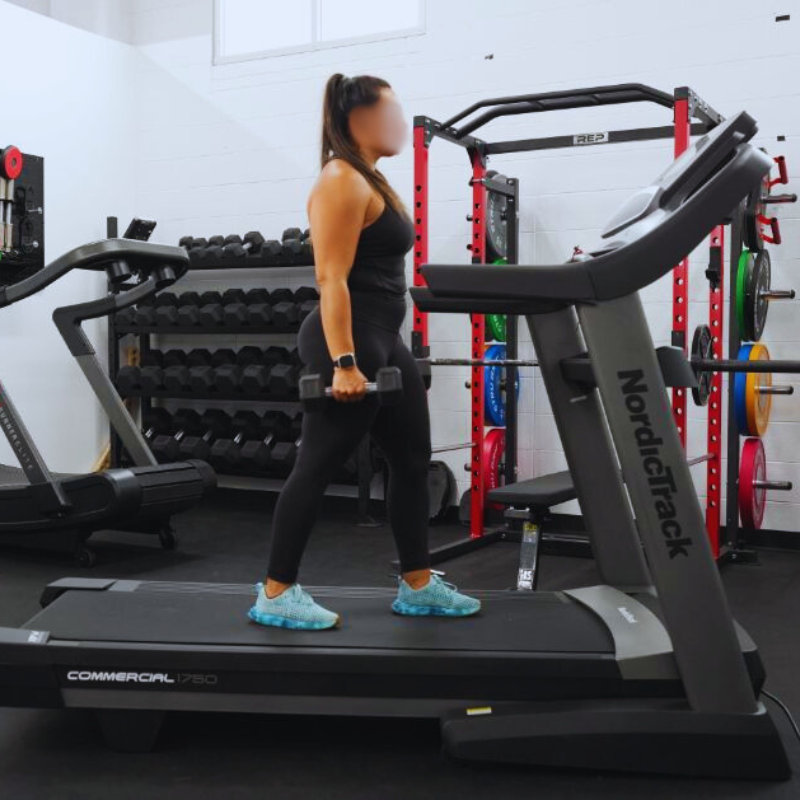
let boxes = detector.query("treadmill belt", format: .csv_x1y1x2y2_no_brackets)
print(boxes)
30,583,614,654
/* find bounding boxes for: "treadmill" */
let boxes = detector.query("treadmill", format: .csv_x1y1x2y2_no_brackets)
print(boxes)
0,239,216,564
0,111,790,780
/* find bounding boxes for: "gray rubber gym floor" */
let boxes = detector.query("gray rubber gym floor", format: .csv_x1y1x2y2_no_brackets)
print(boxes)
0,490,798,800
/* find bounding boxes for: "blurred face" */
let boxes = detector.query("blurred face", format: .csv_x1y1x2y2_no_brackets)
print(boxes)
349,88,408,159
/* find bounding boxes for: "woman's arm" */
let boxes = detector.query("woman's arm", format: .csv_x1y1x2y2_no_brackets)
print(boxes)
307,161,373,401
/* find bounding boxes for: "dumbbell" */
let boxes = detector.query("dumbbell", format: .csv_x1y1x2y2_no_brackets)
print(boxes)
139,349,190,394
195,237,225,264
176,409,232,461
222,231,265,259
151,408,203,462
221,288,253,326
272,437,301,474
198,291,225,327
214,346,265,393
243,288,273,327
115,307,135,328
154,292,190,327
162,348,211,394
117,365,141,396
267,362,303,396
179,236,208,250
141,407,174,446
210,410,267,470
240,415,283,471
289,411,303,439
240,347,289,394
261,410,294,441
299,367,403,412
260,240,283,265
176,291,203,326
190,348,236,393
294,286,319,321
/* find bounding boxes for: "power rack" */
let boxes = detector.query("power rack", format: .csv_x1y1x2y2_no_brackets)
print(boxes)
412,83,734,563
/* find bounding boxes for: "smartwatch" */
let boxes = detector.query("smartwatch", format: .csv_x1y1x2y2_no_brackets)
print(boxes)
333,353,357,370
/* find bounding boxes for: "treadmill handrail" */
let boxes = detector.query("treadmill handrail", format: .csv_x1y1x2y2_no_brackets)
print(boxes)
0,239,189,309
422,119,771,304
442,83,675,137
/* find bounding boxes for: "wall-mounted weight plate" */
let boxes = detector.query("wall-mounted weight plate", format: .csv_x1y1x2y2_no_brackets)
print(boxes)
735,249,754,339
484,344,520,426
485,173,509,262
482,428,505,509
691,324,713,406
486,314,507,342
734,344,753,435
745,343,772,437
744,249,771,343
485,259,508,342
739,437,767,529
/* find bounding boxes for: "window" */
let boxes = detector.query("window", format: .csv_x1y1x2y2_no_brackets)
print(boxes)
214,0,426,64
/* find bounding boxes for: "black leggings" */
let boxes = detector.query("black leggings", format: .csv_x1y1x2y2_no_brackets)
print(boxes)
266,307,432,583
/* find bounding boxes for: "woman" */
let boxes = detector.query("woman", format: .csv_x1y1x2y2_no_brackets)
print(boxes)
249,74,480,630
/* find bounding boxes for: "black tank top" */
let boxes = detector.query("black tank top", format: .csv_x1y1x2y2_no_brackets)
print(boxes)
347,202,414,331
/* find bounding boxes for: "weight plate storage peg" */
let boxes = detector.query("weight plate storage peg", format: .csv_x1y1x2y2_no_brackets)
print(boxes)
482,428,505,510
484,344,520,426
691,324,714,406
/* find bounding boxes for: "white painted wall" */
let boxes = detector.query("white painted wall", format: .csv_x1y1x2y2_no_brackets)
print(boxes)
4,0,134,42
126,0,800,531
0,1,137,471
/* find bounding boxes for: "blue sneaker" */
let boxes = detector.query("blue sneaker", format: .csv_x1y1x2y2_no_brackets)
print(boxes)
248,583,340,630
392,574,481,617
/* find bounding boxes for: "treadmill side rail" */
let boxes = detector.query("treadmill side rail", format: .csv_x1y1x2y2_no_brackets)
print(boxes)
563,587,677,680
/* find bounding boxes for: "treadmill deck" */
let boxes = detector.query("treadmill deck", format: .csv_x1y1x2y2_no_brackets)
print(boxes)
28,581,613,653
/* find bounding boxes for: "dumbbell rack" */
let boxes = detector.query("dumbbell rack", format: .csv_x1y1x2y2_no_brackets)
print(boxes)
106,220,378,522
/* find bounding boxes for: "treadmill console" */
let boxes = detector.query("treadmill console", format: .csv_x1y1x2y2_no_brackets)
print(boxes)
599,111,760,245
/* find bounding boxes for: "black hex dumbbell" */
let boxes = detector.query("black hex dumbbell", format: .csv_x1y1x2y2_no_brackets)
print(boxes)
240,414,283,472
190,348,236,394
245,288,273,327
260,239,283,265
261,410,294,441
141,407,173,446
267,362,302,396
151,408,203,462
210,410,266,470
299,367,403,412
272,437,301,474
116,365,141,396
177,409,232,461
213,346,264,393
222,231,265,260
198,291,225,327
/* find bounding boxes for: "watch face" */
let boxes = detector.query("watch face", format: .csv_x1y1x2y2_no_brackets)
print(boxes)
338,354,356,368
485,171,508,262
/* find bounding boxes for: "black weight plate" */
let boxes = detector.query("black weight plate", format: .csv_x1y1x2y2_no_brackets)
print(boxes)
691,324,714,407
745,249,770,342
485,171,508,262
